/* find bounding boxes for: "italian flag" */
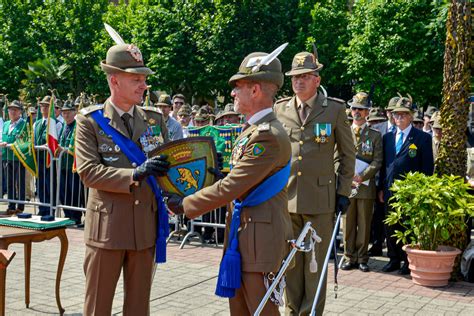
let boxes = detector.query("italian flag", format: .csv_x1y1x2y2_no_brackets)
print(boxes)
46,96,59,168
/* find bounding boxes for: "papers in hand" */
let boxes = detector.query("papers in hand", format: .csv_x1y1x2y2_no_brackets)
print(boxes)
355,159,370,186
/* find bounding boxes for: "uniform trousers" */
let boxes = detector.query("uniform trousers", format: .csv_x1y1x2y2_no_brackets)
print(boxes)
369,196,386,250
229,271,279,316
343,198,374,264
285,213,334,316
83,245,155,316
4,160,25,211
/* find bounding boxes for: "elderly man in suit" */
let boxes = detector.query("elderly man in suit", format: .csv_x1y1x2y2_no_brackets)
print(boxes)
167,49,293,315
75,42,169,315
341,92,382,273
380,96,434,275
274,51,355,316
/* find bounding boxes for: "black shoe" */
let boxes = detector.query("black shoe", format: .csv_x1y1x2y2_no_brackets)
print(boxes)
368,247,383,256
398,263,410,275
382,260,400,272
341,261,357,271
359,263,370,272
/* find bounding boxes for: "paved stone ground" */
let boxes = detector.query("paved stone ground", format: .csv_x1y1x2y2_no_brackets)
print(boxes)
2,221,474,315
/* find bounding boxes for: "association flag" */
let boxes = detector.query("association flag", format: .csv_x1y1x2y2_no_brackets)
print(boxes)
46,95,59,167
11,113,38,177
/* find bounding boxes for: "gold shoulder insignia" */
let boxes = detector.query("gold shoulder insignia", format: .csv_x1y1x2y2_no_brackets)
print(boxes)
257,122,270,132
142,106,162,114
275,96,292,105
80,104,104,116
327,96,345,104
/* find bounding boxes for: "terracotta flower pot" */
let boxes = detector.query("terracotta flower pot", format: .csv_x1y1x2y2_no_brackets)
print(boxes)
403,245,461,287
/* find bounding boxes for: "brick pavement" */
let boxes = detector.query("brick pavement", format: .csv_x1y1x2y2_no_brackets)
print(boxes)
2,227,474,315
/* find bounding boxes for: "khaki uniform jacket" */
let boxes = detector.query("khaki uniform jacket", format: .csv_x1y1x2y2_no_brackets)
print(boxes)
183,112,293,273
352,125,382,199
75,100,168,250
274,93,355,214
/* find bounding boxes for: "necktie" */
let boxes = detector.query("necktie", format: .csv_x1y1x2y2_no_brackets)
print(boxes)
298,103,309,123
396,131,404,154
389,125,396,133
354,126,361,143
121,113,133,138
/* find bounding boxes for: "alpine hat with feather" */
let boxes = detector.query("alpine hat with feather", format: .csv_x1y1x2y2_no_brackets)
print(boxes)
286,44,324,76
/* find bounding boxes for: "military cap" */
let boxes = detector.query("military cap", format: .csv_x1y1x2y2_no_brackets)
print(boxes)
367,107,387,122
228,52,284,88
177,105,192,116
172,94,185,102
215,103,239,121
191,105,200,114
39,95,53,106
28,107,37,115
348,92,371,109
386,96,400,111
431,111,442,129
424,106,439,118
194,108,210,122
54,99,63,109
285,51,324,76
392,96,414,113
100,44,154,75
8,100,24,110
156,94,172,107
61,99,76,111
413,110,424,123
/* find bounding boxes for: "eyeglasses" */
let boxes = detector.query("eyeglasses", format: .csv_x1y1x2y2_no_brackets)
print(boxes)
291,73,318,81
392,112,410,119
352,108,365,112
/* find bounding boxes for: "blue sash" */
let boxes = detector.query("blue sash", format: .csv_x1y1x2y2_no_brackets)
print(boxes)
215,161,290,298
90,110,168,263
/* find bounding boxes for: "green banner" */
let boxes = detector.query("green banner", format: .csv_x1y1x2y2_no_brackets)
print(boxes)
11,115,38,177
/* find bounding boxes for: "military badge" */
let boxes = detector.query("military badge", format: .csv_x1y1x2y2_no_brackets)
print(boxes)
140,125,162,155
115,144,121,152
149,137,217,197
314,123,331,143
98,129,105,136
408,143,417,158
148,118,156,125
361,139,373,156
99,143,111,152
127,44,143,63
251,143,265,157
295,55,306,66
257,123,270,132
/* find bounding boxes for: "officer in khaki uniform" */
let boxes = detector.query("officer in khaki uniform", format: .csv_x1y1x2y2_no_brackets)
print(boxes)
75,42,169,315
341,92,382,272
167,51,293,315
274,52,355,316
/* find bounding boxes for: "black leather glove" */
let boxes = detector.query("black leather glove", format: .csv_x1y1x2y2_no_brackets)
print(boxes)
207,152,225,180
164,192,184,215
132,155,170,182
336,194,350,215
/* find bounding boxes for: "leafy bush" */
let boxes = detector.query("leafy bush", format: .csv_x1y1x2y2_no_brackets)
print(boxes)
385,172,474,250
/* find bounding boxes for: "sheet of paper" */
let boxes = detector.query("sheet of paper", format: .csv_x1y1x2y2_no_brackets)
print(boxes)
355,159,370,186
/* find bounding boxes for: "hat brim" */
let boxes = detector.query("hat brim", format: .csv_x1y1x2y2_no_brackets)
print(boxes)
228,72,284,88
392,107,413,113
156,103,172,107
61,107,76,111
349,103,370,110
215,111,239,120
285,68,321,76
7,105,22,110
367,116,387,122
101,61,154,75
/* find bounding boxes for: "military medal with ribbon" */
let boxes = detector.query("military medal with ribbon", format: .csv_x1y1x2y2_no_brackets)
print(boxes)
314,123,331,143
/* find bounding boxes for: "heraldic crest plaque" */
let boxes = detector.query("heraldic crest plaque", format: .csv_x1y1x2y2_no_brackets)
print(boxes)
150,137,218,197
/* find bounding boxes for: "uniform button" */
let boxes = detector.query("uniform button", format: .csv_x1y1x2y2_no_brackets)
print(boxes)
135,200,139,205
298,156,302,160
297,171,302,176
300,127,305,131
299,141,303,145
132,162,137,167
248,217,252,222
329,180,332,184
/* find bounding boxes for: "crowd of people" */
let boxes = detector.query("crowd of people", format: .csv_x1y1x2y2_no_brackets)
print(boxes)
0,38,472,316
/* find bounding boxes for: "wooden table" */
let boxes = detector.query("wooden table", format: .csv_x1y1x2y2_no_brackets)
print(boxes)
0,225,68,315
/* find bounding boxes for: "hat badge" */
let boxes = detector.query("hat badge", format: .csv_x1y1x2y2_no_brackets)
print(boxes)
295,55,306,66
127,44,143,63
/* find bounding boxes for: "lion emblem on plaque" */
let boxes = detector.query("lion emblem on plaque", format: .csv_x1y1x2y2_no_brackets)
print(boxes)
149,137,217,197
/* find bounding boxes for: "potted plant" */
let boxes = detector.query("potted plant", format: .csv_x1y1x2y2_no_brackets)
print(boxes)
385,172,474,286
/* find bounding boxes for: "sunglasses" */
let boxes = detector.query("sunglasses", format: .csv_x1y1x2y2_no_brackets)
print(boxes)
174,101,184,106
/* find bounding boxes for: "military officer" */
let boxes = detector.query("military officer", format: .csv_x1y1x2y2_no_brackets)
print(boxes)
0,100,26,214
75,42,170,315
430,111,442,160
57,99,84,225
167,50,293,315
341,92,382,273
274,51,355,316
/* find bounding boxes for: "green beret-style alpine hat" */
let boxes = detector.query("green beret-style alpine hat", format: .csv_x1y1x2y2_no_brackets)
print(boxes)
285,51,324,76
386,96,400,111
392,96,414,113
348,92,371,110
8,100,24,110
177,105,192,116
156,94,172,107
367,107,387,122
100,44,154,75
228,52,284,88
61,99,76,111
39,95,52,106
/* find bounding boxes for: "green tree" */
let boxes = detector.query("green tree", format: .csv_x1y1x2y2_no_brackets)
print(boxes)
343,0,447,108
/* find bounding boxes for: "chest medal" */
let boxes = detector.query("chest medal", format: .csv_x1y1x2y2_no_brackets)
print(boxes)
314,123,331,143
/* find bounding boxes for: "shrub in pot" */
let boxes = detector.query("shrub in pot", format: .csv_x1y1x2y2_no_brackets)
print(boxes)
385,172,474,286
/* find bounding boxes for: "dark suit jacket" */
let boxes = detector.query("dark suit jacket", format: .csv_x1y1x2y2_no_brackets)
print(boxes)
381,126,434,202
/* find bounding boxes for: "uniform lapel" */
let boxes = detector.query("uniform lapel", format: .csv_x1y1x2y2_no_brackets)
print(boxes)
304,92,325,125
132,106,148,142
283,97,301,126
103,100,129,138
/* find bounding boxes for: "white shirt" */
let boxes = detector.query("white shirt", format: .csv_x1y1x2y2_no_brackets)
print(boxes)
109,99,134,117
396,124,412,145
248,108,273,125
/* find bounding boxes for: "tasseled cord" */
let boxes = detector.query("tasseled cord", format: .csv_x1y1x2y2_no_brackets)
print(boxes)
309,228,322,273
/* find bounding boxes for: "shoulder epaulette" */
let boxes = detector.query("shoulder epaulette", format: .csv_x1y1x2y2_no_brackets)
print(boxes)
275,96,292,105
257,122,270,132
369,127,382,134
327,96,345,104
142,106,163,114
80,104,104,116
